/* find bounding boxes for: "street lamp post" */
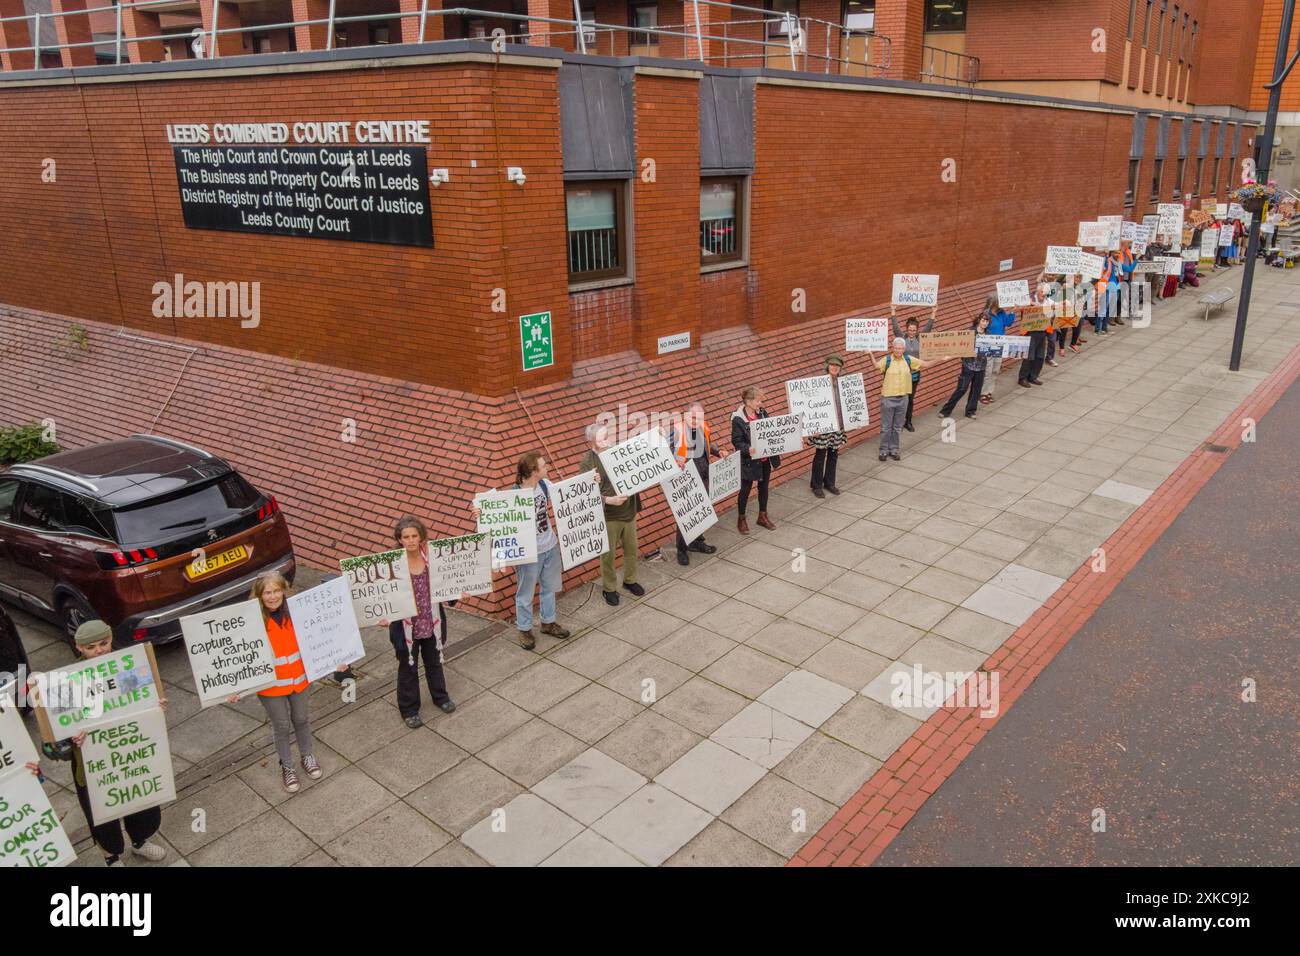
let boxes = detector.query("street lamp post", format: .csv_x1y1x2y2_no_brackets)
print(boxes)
1230,0,1299,371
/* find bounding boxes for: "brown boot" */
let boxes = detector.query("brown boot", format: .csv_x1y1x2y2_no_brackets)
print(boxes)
737,514,750,535
516,629,537,650
757,512,776,530
540,622,570,640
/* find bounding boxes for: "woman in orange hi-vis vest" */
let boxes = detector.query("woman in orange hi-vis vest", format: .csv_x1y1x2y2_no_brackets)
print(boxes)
228,572,323,793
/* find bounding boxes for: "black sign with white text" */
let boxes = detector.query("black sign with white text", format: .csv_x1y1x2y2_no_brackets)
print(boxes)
172,145,433,247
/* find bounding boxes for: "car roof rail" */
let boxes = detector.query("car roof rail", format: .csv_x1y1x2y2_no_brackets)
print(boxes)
9,463,100,493
130,434,214,458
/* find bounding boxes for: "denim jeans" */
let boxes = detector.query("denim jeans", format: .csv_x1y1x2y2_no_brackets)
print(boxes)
516,544,562,631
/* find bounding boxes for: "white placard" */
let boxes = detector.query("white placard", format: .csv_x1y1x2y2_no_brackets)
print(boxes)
0,770,75,867
0,699,38,778
1120,221,1138,241
891,273,939,307
1131,261,1166,275
750,414,803,459
1157,255,1184,275
80,707,176,826
660,462,717,547
546,472,608,571
1098,216,1123,250
1132,241,1149,256
708,452,741,504
1142,214,1161,234
845,317,889,352
1077,221,1110,248
1220,226,1235,246
656,332,690,355
427,533,494,599
1135,224,1154,243
1077,252,1106,281
1228,202,1245,220
476,488,539,569
975,334,1031,358
1215,203,1229,217
786,375,841,437
837,372,870,431
1181,248,1200,262
996,280,1031,308
998,258,1014,272
180,599,277,707
1261,221,1276,236
339,549,417,627
38,648,160,736
287,577,365,683
1157,202,1186,237
1201,228,1220,258
1045,245,1083,274
597,430,677,497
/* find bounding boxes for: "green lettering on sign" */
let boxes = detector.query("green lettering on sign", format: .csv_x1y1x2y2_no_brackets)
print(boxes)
519,311,554,371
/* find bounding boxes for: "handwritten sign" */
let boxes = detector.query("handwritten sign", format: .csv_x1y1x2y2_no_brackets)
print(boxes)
1157,255,1184,275
36,648,159,737
845,317,889,352
0,770,75,867
180,599,276,707
920,330,975,360
660,463,717,547
1228,202,1245,220
1200,228,1220,258
1120,221,1138,241
976,334,1030,358
786,375,841,437
1077,221,1110,249
750,415,803,459
597,430,677,497
891,273,939,307
546,473,608,572
1017,309,1052,333
427,533,494,600
288,577,365,683
1045,245,1083,274
708,452,741,504
0,699,38,778
837,372,870,431
1131,261,1167,275
1077,252,1105,281
1157,202,1185,238
996,280,1031,308
339,549,416,626
80,707,176,826
1220,226,1235,246
476,488,538,569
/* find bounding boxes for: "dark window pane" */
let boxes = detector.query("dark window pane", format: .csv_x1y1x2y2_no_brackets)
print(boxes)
566,185,621,278
701,180,739,261
111,473,260,545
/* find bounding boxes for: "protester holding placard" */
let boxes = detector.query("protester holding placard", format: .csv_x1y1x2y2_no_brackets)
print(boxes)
979,294,1018,405
870,339,944,462
1111,241,1137,328
579,424,644,607
890,305,936,430
731,386,779,534
808,356,848,498
36,621,168,867
381,517,457,724
1091,249,1124,336
939,313,992,420
667,402,721,565
507,453,570,649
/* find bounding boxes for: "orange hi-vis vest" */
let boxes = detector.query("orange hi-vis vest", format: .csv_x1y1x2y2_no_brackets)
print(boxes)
675,421,710,464
259,613,309,697
1096,258,1118,292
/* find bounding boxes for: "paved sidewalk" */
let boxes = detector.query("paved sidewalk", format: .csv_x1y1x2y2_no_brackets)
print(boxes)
17,262,1299,867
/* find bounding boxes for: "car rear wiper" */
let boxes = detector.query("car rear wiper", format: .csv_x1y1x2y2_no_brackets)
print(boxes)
156,518,208,531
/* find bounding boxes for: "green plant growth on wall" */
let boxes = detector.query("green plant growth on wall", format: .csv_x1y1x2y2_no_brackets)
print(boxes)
0,423,61,464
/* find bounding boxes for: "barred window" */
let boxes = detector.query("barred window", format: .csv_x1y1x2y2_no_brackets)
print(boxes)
701,177,744,265
565,182,626,282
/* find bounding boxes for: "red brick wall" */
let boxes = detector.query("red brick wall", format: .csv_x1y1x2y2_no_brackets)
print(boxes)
1196,0,1264,109
966,0,1127,84
1252,0,1300,111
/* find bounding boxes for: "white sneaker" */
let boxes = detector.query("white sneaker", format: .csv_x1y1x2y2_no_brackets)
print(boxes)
130,841,167,862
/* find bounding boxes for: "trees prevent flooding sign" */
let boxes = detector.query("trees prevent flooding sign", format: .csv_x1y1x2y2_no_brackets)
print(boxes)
520,311,554,371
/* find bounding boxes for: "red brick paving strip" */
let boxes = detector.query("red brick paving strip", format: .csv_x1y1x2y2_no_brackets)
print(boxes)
790,339,1300,867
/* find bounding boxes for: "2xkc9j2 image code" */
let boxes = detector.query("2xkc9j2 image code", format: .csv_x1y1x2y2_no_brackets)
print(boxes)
172,145,434,248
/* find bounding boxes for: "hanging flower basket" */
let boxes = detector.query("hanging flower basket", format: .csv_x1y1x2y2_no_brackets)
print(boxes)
1235,182,1281,215
1241,195,1267,215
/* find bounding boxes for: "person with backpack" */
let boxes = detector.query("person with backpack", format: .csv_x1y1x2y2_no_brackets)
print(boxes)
870,338,947,462
939,313,992,420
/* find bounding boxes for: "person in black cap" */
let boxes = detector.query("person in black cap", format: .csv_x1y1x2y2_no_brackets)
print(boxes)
34,620,168,867
809,354,847,497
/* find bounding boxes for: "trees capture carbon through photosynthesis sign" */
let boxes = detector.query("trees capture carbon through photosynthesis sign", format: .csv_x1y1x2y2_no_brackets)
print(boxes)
172,145,434,247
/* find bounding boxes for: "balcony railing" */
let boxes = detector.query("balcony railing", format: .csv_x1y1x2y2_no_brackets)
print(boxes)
920,44,980,86
0,0,891,79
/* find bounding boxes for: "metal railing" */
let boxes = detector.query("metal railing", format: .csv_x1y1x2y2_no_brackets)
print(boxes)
0,0,892,79
920,44,980,86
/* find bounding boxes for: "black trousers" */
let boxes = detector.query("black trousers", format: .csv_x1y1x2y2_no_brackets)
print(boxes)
1019,332,1047,382
941,367,986,417
75,778,160,859
905,373,921,425
738,461,772,515
810,447,839,491
394,635,450,716
677,466,710,552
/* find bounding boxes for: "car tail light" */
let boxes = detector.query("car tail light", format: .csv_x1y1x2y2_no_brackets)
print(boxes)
257,496,280,521
132,629,149,642
94,549,158,570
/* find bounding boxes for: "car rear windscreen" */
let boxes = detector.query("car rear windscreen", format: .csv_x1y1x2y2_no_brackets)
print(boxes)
111,473,262,545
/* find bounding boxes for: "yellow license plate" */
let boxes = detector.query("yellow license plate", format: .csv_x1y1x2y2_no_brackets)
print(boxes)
185,545,249,580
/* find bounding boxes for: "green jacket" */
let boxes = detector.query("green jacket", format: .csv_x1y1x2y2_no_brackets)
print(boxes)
579,450,639,523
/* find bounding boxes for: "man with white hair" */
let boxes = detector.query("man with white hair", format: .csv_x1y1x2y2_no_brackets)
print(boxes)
578,421,645,606
870,337,944,462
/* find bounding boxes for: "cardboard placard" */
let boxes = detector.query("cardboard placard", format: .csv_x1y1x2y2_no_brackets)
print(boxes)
0,769,76,867
708,452,741,504
425,533,495,599
996,280,1031,308
750,414,803,459
339,549,417,627
845,317,889,352
919,330,975,360
546,473,609,572
1017,309,1052,333
597,430,677,497
786,375,841,437
660,463,717,546
79,706,176,827
1045,245,1083,274
891,273,939,307
180,599,277,707
475,488,539,569
837,372,870,431
288,577,365,683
